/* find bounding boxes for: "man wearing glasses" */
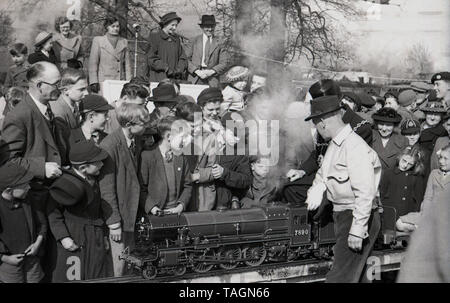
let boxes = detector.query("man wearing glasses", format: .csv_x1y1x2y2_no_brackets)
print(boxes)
1,61,71,281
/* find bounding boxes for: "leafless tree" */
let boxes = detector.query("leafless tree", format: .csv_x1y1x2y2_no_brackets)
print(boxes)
0,11,14,47
405,43,433,77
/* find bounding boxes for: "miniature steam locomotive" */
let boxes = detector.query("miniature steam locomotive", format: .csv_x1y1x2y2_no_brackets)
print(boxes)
120,202,406,280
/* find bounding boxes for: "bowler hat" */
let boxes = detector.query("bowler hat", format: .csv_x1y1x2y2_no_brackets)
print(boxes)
304,95,343,121
199,15,216,26
372,107,402,124
421,101,447,114
401,119,421,135
35,31,53,48
0,162,35,192
197,87,223,106
80,95,114,113
431,72,450,84
159,12,182,27
149,84,180,103
398,89,417,107
69,140,109,165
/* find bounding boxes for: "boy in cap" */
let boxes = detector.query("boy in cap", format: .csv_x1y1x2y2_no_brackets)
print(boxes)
70,94,113,145
47,140,111,281
401,118,422,146
396,89,418,122
4,43,30,89
221,66,250,115
0,162,47,283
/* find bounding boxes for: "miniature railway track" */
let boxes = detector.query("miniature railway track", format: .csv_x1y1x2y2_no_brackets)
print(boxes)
82,249,403,283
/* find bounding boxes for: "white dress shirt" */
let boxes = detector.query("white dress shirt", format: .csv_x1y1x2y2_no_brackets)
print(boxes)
201,34,211,67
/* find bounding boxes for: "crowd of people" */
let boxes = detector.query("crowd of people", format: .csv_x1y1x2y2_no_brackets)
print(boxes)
0,11,449,283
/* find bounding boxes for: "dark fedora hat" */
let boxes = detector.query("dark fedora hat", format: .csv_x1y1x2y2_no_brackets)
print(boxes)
199,15,216,26
159,12,182,27
148,84,180,103
372,107,402,124
305,95,343,121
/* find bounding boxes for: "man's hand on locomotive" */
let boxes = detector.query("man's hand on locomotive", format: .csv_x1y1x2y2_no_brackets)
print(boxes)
61,237,79,252
166,203,184,215
305,183,326,211
286,169,306,182
195,69,207,79
150,206,162,216
212,164,224,179
348,234,363,251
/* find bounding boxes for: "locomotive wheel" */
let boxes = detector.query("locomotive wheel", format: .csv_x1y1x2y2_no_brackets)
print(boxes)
244,246,267,267
218,248,241,270
193,249,215,273
142,264,157,280
173,265,187,276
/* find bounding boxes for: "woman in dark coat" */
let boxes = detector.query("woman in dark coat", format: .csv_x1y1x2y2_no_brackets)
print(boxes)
47,141,112,282
145,12,188,82
371,107,409,171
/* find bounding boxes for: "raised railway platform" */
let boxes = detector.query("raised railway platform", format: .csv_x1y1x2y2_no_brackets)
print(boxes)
83,249,405,283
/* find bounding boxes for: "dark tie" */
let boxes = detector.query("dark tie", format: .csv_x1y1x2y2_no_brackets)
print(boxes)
46,105,56,138
73,104,81,125
204,37,211,64
129,140,137,166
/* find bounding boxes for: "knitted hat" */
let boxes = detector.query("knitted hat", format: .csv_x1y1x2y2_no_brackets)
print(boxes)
398,89,417,107
224,66,250,83
400,119,421,135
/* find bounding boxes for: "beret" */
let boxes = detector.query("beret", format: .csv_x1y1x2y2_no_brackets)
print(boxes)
431,72,450,84
197,87,223,105
80,94,114,113
398,89,417,107
225,66,250,83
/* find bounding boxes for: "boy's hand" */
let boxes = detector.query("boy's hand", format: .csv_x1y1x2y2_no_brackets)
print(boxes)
166,204,183,215
109,226,122,242
212,164,224,179
150,206,162,216
191,173,200,182
61,237,79,252
24,235,44,256
286,169,306,182
1,254,25,266
348,234,363,251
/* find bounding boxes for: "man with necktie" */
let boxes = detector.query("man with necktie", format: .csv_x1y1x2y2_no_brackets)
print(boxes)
187,15,229,87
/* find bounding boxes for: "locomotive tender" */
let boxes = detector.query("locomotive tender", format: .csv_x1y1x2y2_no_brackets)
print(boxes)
120,202,405,280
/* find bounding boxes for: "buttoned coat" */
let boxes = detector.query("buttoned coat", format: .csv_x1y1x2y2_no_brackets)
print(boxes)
98,129,143,232
371,131,408,171
50,95,80,129
1,94,70,179
145,30,188,82
52,33,83,69
186,35,229,87
140,146,192,214
88,35,131,84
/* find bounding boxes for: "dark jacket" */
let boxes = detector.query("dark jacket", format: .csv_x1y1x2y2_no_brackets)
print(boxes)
4,63,30,89
145,30,188,82
0,195,47,256
186,34,229,87
69,127,107,146
214,155,253,209
419,124,447,154
1,94,70,179
98,129,144,232
371,131,408,171
50,95,80,130
140,146,192,214
47,169,110,281
28,50,58,65
379,167,426,218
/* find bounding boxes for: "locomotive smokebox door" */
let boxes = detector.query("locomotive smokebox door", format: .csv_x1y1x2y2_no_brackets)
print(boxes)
290,208,311,245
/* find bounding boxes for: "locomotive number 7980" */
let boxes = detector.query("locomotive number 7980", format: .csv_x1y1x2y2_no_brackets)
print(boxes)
294,229,309,236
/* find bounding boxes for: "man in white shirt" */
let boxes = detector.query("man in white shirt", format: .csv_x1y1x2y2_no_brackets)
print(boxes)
187,15,229,87
305,95,382,283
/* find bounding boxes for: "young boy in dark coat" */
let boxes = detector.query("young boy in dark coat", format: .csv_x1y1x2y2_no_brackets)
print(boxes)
141,117,192,215
47,141,112,282
0,162,47,283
